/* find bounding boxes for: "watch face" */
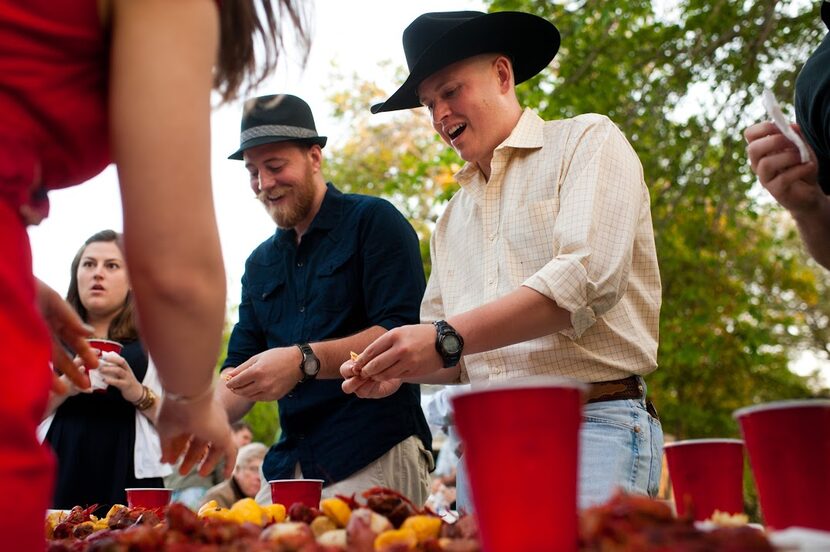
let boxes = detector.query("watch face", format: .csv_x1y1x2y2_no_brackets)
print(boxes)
442,335,462,355
303,357,319,375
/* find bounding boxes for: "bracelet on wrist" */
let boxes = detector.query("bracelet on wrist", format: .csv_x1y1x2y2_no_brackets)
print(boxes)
165,375,216,405
132,385,157,411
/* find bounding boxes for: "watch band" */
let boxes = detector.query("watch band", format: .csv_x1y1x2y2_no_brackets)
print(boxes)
433,319,464,368
297,343,320,382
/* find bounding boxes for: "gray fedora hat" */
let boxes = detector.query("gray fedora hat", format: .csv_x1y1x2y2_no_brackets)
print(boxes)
371,11,560,114
228,94,327,160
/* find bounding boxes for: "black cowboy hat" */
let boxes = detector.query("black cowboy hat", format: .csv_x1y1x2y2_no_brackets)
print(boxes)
371,11,560,114
228,94,327,160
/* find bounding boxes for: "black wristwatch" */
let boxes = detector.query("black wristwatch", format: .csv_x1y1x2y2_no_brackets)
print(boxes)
296,343,320,382
433,320,464,368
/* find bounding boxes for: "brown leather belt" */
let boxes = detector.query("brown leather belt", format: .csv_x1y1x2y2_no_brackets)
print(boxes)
586,375,659,419
585,375,644,403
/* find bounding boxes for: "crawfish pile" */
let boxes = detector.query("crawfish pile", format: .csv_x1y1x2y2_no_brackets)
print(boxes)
46,488,776,551
46,487,479,552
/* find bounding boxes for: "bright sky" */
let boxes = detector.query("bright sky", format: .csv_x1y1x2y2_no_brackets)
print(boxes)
28,0,484,311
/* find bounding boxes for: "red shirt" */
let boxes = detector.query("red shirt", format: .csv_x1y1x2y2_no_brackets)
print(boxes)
0,0,109,213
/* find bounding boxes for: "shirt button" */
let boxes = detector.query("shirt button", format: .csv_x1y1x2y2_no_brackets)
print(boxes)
489,234,496,241
299,305,305,313
297,261,304,267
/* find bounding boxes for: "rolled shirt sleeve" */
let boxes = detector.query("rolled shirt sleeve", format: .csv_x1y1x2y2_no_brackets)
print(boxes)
522,115,648,338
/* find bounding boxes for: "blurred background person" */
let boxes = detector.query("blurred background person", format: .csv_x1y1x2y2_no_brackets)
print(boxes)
167,421,255,509
231,421,255,448
423,385,468,513
39,230,170,515
201,442,268,509
0,1,309,547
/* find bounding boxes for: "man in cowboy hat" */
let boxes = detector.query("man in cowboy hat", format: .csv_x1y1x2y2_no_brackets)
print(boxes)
341,11,664,511
217,94,433,505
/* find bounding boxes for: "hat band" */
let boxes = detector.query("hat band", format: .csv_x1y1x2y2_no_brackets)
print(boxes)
240,124,319,143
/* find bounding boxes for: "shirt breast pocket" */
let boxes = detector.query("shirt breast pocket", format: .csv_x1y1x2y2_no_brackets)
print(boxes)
250,277,286,327
316,248,355,313
504,198,559,270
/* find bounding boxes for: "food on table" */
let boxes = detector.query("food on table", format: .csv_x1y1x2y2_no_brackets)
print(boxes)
401,515,443,543
580,492,773,551
374,527,418,551
46,488,778,551
708,510,750,527
321,497,352,528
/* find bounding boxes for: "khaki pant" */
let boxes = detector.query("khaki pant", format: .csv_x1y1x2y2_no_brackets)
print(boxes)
255,435,434,508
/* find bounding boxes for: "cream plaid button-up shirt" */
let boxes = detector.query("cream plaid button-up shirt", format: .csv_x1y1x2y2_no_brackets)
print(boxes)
421,109,661,385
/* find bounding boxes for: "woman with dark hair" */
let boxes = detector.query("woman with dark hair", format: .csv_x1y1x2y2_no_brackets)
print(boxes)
0,1,310,548
40,230,169,514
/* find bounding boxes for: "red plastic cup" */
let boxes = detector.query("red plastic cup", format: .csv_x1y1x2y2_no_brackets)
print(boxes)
452,378,585,552
86,339,123,392
664,438,744,521
734,399,830,531
268,479,323,508
125,488,172,509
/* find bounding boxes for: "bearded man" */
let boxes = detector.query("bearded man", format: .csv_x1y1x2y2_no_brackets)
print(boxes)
218,94,433,505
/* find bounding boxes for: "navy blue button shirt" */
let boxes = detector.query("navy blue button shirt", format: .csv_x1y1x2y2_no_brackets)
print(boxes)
224,184,432,484
795,1,830,192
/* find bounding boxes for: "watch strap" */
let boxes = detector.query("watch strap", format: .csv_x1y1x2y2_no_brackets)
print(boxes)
297,343,320,382
433,320,464,368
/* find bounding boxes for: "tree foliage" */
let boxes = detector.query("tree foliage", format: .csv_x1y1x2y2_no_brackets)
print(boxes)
322,0,830,446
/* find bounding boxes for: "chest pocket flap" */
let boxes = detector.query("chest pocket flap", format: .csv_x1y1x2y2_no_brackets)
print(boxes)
249,271,286,325
319,248,355,276
317,248,355,312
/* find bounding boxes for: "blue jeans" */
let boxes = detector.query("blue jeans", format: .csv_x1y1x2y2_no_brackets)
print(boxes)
455,397,663,512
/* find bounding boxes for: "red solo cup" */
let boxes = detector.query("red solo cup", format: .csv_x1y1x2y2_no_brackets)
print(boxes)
664,438,744,520
125,488,172,509
85,339,123,392
86,338,123,355
734,399,830,531
269,479,323,508
452,377,585,552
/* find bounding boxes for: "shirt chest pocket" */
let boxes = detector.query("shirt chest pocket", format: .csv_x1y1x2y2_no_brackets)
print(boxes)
250,275,286,327
503,198,559,271
314,248,356,312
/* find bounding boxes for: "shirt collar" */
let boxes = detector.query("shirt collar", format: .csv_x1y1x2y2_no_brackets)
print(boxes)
455,107,544,186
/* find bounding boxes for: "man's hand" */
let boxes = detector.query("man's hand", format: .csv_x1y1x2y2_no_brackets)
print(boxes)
340,357,403,398
349,323,444,381
745,121,821,215
223,347,303,401
35,279,94,391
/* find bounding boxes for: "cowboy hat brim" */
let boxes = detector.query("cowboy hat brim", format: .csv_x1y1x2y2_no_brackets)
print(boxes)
228,135,327,160
372,11,559,114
